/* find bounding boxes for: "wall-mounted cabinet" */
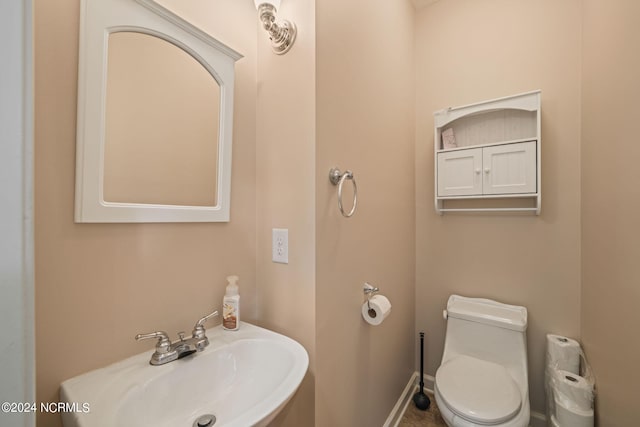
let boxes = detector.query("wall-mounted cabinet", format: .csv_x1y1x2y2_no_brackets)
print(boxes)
434,91,541,214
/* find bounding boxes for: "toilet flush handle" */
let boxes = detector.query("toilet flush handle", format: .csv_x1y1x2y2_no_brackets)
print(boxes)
442,310,448,320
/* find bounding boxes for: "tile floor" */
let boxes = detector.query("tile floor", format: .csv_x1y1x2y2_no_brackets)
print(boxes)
398,392,447,427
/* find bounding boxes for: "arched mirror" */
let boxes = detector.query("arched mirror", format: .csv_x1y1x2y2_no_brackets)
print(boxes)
104,31,221,207
75,0,242,222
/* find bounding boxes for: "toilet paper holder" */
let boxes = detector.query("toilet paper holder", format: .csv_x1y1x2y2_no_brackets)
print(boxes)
363,282,379,310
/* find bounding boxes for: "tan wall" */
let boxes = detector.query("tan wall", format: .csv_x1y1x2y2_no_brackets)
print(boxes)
255,0,317,426
581,1,640,424
315,0,416,425
34,1,257,426
414,0,582,414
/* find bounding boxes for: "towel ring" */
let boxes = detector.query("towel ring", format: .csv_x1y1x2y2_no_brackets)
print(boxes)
329,167,358,218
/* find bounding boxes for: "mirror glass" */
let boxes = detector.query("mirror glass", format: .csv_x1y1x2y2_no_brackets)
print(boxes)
103,31,220,207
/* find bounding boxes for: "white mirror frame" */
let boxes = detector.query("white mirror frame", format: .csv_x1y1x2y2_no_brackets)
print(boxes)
75,0,242,222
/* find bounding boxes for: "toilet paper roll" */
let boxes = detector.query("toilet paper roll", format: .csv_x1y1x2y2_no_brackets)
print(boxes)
362,295,391,326
553,370,594,412
554,393,594,427
546,334,581,374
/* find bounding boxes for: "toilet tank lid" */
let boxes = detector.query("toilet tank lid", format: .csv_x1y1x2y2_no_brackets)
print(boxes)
447,295,527,332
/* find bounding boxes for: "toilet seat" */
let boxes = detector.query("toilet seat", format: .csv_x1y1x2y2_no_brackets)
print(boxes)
436,355,522,425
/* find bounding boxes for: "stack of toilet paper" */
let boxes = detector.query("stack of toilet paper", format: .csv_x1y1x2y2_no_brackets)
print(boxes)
545,334,595,427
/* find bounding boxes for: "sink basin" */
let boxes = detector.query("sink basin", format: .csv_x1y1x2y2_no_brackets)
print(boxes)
60,322,308,427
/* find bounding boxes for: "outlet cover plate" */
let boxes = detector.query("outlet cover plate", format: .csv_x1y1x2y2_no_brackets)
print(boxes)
272,228,288,264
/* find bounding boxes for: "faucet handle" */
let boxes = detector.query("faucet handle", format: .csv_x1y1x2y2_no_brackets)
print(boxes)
135,331,171,354
196,310,219,327
193,310,219,338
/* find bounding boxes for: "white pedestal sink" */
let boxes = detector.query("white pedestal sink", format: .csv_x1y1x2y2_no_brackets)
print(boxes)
60,322,308,427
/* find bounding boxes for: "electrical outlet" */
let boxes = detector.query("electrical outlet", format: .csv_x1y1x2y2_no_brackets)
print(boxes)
272,228,289,264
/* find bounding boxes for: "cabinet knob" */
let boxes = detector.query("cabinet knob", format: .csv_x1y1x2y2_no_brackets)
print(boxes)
475,168,481,174
484,168,490,174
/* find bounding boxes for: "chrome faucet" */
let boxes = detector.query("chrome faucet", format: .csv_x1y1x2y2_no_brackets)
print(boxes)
135,310,219,366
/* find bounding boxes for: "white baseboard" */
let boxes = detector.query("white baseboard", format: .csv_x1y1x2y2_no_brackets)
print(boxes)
417,371,435,394
383,372,417,427
385,371,548,427
383,371,435,427
530,410,547,427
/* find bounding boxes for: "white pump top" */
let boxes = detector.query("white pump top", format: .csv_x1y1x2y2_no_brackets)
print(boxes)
226,275,239,296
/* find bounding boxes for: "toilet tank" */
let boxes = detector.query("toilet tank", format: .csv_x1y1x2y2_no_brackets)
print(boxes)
441,295,528,370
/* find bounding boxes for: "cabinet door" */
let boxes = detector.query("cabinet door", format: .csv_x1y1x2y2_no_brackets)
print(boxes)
482,141,536,195
437,148,482,196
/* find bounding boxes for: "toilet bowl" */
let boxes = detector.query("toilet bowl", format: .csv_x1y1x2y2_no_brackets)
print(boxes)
434,295,530,427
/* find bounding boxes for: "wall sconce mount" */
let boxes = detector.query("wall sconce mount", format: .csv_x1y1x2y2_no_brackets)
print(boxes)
255,0,296,55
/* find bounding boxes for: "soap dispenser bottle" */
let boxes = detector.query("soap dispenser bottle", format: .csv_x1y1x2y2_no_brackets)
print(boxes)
222,275,240,331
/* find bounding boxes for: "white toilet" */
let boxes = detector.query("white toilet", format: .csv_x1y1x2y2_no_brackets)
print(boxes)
434,295,530,427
